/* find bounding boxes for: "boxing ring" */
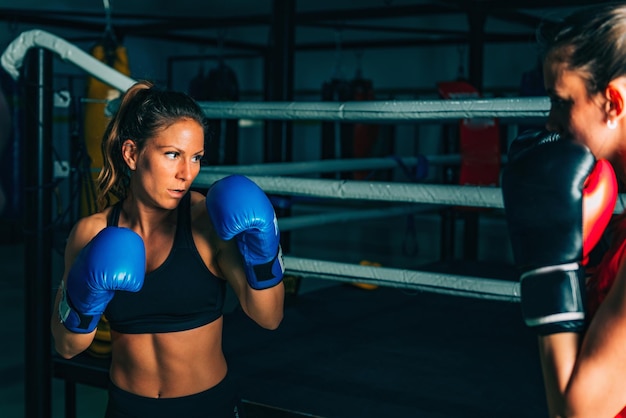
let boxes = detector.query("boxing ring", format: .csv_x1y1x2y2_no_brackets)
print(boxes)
5,29,625,418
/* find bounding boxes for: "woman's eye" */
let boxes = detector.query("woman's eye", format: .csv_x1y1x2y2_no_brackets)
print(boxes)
549,97,568,107
165,152,179,159
192,155,204,163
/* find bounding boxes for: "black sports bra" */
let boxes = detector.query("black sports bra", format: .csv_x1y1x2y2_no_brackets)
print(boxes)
104,193,226,333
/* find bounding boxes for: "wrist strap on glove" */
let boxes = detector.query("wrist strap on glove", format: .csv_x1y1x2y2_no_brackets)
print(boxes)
58,280,100,333
520,262,586,335
241,244,284,290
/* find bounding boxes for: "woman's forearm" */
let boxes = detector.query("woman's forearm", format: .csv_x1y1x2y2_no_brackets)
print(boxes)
538,332,582,417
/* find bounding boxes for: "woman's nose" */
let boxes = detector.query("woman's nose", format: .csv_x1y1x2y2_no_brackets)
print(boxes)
177,161,191,180
545,110,560,134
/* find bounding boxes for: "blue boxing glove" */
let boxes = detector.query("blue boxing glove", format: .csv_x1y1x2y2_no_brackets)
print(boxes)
206,175,284,290
59,227,146,333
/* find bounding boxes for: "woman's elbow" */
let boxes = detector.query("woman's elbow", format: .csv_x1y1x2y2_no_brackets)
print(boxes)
53,340,83,359
252,310,283,330
558,389,618,418
264,313,284,330
51,326,92,359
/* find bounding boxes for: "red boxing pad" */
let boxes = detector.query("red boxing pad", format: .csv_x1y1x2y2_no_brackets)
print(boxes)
352,77,379,180
437,80,501,186
583,159,617,264
458,117,501,186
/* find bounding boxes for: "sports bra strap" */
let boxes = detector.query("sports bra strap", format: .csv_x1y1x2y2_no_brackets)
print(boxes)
108,201,122,227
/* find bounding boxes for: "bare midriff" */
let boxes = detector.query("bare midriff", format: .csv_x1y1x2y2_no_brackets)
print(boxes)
109,317,227,398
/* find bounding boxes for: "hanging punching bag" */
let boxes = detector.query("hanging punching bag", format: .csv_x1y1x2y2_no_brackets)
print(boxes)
80,36,131,216
519,60,547,133
437,80,500,187
321,77,352,179
204,62,239,166
350,74,379,180
188,65,208,101
349,73,382,290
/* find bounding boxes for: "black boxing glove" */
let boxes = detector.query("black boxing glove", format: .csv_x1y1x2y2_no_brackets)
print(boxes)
502,130,617,335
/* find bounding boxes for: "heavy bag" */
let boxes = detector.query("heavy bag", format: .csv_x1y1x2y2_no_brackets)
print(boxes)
351,75,380,180
204,63,239,166
80,42,131,215
321,78,353,179
437,80,500,187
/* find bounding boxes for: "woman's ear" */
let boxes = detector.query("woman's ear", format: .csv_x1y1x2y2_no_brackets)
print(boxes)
122,139,138,171
605,80,626,121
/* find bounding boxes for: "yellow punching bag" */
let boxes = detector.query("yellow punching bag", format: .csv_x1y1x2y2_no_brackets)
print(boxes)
88,315,113,358
80,42,131,216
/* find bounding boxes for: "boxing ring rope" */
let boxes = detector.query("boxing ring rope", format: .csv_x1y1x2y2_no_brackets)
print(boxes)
196,171,626,214
285,257,520,302
201,155,457,176
196,98,549,123
278,204,438,231
197,173,506,209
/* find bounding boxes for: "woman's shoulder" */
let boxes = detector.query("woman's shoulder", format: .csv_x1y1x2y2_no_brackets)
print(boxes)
67,210,112,249
62,210,112,266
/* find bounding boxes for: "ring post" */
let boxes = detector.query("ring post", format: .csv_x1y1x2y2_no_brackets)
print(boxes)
23,47,53,418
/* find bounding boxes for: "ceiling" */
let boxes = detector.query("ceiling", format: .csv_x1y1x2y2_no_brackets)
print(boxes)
0,0,607,53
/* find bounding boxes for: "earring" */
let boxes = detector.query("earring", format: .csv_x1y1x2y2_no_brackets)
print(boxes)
608,119,617,130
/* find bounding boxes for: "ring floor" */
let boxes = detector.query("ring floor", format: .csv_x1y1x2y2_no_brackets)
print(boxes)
1,209,548,418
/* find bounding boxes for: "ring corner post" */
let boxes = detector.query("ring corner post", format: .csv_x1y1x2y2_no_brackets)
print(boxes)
23,46,54,418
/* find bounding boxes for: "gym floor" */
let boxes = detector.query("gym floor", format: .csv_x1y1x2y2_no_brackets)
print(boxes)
1,207,549,418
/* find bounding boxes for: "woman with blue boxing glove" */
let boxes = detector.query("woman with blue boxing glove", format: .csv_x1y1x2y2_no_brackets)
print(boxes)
51,80,284,418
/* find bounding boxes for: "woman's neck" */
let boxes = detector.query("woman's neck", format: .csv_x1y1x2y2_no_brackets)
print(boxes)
121,193,177,235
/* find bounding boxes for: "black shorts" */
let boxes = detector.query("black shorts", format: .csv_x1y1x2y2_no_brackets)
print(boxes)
105,374,246,418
